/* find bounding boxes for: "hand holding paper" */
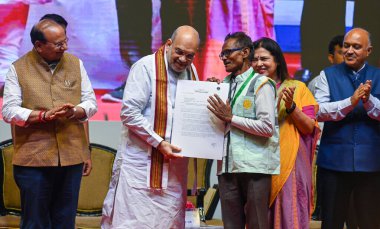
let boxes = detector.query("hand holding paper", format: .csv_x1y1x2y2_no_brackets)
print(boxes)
157,141,183,160
171,81,229,160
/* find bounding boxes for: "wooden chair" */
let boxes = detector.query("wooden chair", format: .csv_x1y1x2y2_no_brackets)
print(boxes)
187,158,222,226
75,143,116,229
0,139,116,229
0,139,20,229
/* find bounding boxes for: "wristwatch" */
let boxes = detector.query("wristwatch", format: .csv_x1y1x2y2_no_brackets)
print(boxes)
286,102,296,114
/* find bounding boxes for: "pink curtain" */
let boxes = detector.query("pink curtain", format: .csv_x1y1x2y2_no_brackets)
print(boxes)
0,2,29,82
0,0,275,85
196,0,275,81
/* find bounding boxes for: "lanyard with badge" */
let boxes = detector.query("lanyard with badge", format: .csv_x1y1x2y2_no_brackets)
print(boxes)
230,71,255,108
225,70,255,173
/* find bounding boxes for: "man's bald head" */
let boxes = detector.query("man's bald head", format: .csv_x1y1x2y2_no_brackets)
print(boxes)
170,25,200,47
40,14,68,29
345,28,371,46
343,28,373,71
31,19,67,63
30,19,64,45
166,25,200,73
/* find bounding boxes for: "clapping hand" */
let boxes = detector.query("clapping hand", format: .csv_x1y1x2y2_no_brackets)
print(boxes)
351,82,371,106
44,103,75,121
361,80,372,103
281,87,296,109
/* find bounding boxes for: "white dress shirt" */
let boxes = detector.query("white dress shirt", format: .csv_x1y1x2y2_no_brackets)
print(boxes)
120,55,190,149
315,65,380,122
2,60,97,126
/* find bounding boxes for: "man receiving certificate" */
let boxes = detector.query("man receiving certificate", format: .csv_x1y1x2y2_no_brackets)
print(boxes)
207,32,280,229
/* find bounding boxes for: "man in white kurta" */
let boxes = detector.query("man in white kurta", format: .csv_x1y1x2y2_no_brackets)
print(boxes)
102,26,200,229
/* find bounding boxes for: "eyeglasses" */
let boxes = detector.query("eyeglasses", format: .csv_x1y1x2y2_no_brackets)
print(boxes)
219,47,244,59
174,48,195,61
46,37,69,49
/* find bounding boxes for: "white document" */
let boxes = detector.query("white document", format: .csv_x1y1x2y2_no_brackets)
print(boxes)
171,80,229,160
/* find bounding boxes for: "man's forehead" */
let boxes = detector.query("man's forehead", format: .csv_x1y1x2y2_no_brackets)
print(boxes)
43,26,65,40
38,19,59,31
222,39,237,48
344,30,368,43
172,30,199,44
172,41,197,53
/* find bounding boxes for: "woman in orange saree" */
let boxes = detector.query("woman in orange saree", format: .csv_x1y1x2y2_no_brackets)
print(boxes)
253,37,320,229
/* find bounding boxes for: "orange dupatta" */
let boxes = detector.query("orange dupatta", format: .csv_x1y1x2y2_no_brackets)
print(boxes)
269,79,320,205
150,45,197,189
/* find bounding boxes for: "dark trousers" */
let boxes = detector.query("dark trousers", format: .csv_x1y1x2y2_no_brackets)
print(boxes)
316,166,358,228
218,173,271,229
319,167,380,229
13,164,83,229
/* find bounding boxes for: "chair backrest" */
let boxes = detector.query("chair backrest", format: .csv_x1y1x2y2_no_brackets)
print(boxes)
0,139,21,216
187,158,213,192
0,139,116,217
186,158,216,220
77,143,116,216
204,184,220,220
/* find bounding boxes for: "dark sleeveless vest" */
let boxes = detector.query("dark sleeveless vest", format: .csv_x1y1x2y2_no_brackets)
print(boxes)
317,63,380,172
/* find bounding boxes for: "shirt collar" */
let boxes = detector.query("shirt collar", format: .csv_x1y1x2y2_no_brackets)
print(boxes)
49,62,59,70
234,67,254,83
352,63,366,74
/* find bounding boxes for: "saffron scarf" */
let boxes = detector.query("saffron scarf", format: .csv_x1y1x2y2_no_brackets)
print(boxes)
149,45,197,189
